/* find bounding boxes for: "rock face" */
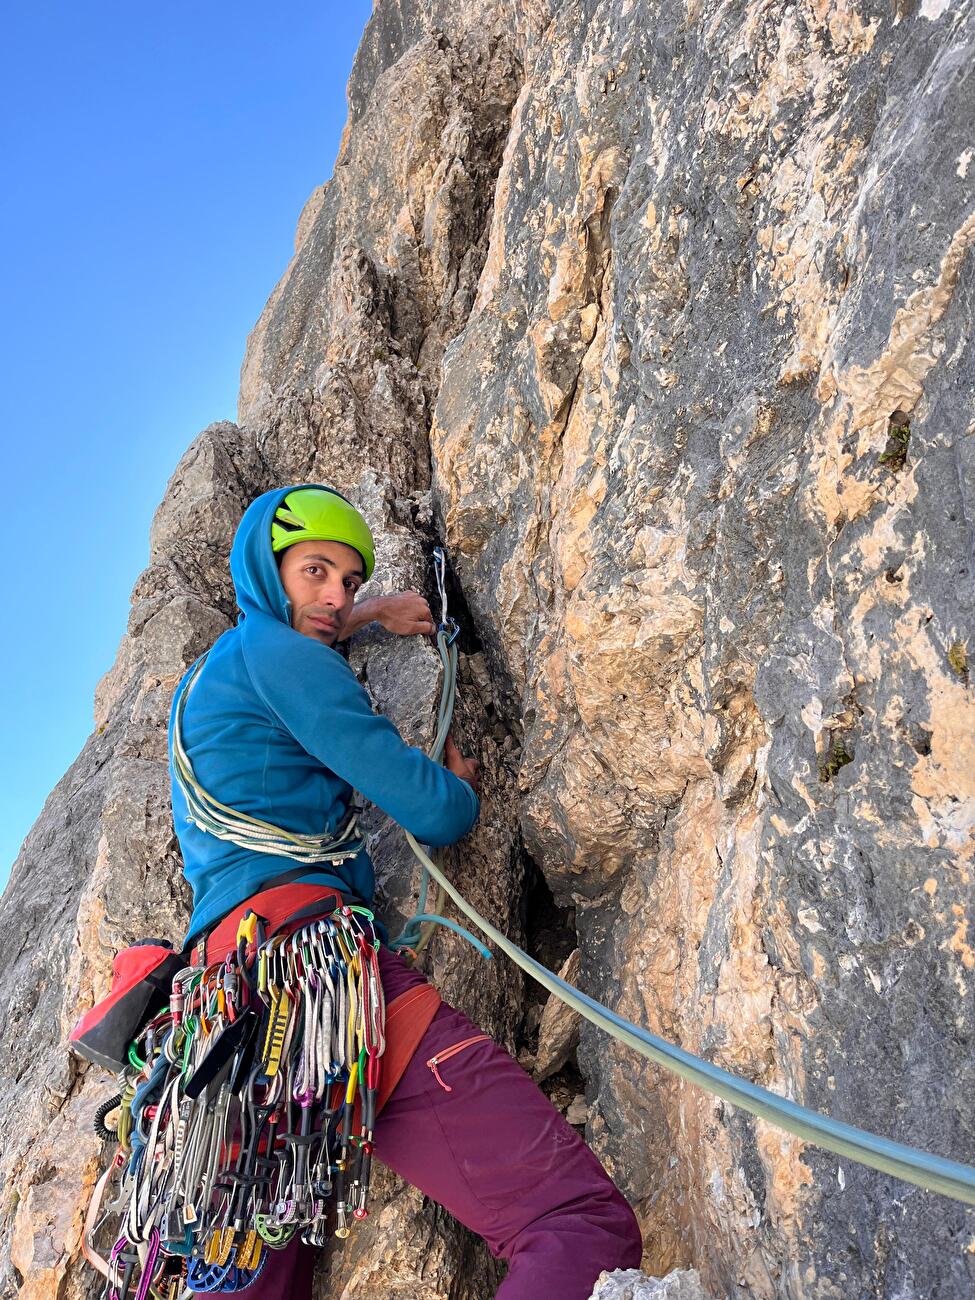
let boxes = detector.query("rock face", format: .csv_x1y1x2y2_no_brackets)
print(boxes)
1,1,973,1299
591,1270,715,1300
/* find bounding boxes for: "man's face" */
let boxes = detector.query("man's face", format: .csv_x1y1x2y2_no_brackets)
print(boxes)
278,539,365,645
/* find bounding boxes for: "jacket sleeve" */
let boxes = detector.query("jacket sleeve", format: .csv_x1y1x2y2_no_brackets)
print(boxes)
244,621,479,846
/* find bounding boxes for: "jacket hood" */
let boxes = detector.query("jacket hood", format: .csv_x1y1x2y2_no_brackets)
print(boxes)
230,484,343,625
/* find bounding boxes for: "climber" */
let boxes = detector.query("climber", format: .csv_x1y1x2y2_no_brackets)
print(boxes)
170,484,642,1298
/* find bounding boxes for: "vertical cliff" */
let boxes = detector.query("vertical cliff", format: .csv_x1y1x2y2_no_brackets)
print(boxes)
1,1,973,1298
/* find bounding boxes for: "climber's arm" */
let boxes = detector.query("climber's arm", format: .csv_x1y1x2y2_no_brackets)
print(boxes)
247,635,480,845
343,591,436,639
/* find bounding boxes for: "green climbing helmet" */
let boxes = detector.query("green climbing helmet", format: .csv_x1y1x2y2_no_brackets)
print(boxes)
271,486,376,579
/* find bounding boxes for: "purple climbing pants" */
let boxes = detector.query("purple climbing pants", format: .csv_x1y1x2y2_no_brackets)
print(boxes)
240,948,642,1298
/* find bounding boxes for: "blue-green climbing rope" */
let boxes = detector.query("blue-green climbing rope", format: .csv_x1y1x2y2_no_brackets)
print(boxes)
172,541,975,1206
397,549,975,1207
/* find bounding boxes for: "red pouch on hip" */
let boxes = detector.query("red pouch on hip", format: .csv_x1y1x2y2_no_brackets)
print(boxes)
69,940,184,1073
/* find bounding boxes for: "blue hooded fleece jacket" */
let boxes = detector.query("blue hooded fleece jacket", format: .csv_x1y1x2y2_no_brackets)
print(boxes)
169,485,480,944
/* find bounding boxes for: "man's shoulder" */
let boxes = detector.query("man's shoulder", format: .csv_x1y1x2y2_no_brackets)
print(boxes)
193,625,242,670
241,614,357,679
235,618,370,727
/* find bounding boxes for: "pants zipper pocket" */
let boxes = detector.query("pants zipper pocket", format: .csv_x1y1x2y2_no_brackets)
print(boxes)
426,1034,491,1092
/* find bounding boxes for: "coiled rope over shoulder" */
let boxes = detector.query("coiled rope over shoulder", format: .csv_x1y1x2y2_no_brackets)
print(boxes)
400,549,975,1208
172,654,365,864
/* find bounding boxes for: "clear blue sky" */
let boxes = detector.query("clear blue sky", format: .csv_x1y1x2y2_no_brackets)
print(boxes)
0,2,372,886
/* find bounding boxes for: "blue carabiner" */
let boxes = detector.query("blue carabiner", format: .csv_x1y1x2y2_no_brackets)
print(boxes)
439,617,460,647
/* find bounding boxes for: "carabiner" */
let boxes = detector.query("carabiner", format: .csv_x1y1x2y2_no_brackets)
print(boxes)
438,616,460,647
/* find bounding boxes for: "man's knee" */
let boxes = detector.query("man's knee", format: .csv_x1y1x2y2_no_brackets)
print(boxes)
577,1174,642,1268
506,1176,643,1267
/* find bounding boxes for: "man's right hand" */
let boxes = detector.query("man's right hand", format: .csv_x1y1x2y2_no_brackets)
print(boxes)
444,736,481,795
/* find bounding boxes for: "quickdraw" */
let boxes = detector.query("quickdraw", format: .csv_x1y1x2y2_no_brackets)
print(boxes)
88,906,385,1297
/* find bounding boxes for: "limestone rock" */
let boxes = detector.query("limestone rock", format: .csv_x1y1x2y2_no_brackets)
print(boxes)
590,1270,716,1300
534,948,582,1080
2,1,975,1298
566,1093,589,1126
430,1,975,1295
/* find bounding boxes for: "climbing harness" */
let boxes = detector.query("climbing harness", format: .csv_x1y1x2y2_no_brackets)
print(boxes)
86,905,385,1296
